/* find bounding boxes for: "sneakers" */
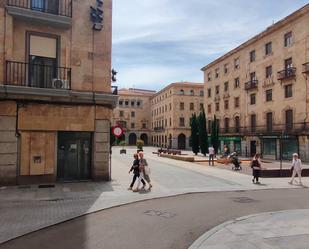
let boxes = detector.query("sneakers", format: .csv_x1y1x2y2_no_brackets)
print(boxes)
132,188,139,192
127,187,132,190
288,181,293,185
148,184,153,190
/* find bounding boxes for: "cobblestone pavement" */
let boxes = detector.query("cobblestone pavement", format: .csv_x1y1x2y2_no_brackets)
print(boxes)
0,147,308,244
190,209,309,249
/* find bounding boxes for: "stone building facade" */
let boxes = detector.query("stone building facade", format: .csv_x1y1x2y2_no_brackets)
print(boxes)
112,88,155,146
151,82,204,150
0,0,117,185
202,4,309,161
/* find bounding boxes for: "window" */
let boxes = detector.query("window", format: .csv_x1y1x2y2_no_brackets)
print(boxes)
250,94,256,105
131,101,135,107
234,58,240,69
131,123,135,129
215,68,219,78
180,102,185,110
208,88,211,97
266,89,272,102
169,118,172,126
224,63,229,74
169,103,172,110
266,112,273,132
131,111,135,117
285,57,293,69
285,110,293,131
266,65,272,78
251,114,256,132
285,84,293,98
208,120,212,133
119,111,124,117
224,118,230,133
137,101,141,107
200,90,204,96
179,117,185,127
215,85,220,95
234,77,240,88
235,116,240,133
190,90,194,96
200,103,204,111
190,103,194,110
142,123,147,129
119,100,123,106
208,72,212,81
165,105,167,112
250,72,256,81
207,104,211,114
125,101,129,106
215,102,220,112
250,50,256,62
224,81,229,92
265,42,272,55
234,97,239,108
284,32,293,47
180,89,184,95
224,100,229,110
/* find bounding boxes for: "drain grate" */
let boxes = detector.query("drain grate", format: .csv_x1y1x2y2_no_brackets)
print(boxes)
144,210,177,219
232,197,258,203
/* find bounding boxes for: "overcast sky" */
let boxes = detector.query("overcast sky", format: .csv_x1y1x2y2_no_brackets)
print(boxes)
112,0,308,91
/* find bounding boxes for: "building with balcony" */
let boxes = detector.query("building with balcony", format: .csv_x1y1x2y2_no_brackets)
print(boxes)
111,88,155,146
150,82,204,150
202,4,309,161
0,0,117,185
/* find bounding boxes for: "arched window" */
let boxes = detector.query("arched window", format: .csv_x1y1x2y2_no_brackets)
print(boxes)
180,89,184,95
190,90,194,96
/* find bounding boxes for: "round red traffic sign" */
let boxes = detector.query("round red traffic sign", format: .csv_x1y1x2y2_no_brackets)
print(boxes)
112,126,124,138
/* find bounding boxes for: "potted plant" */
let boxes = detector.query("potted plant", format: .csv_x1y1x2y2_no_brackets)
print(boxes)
119,141,127,154
136,139,144,153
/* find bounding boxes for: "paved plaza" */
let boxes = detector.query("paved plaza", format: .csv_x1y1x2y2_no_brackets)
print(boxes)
0,146,308,248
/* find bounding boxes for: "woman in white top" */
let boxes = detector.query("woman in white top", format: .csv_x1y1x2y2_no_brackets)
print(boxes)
289,153,302,185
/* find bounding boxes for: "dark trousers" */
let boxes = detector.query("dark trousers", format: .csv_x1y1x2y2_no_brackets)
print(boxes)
209,154,215,165
253,169,260,182
130,174,145,188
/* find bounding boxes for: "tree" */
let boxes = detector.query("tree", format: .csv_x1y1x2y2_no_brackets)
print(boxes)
198,108,208,156
211,115,220,154
190,113,199,155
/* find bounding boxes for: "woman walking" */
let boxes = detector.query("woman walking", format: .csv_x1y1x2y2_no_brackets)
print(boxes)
289,153,302,185
128,153,145,190
251,153,262,184
139,152,153,190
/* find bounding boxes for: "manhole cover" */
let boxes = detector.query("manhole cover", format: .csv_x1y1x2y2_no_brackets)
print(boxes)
232,197,258,203
144,210,176,219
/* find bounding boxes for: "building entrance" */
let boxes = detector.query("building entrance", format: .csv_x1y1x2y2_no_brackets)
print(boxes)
57,132,92,181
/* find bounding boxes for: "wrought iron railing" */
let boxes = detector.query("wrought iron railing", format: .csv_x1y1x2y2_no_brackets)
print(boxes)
7,0,72,17
218,122,309,135
244,80,258,90
277,67,296,80
5,61,71,90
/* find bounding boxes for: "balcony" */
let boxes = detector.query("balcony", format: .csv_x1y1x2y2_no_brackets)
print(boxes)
277,68,296,81
245,80,258,90
6,0,72,29
5,60,71,89
303,62,309,74
154,127,165,132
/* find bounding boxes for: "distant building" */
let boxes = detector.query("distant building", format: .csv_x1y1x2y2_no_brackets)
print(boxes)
112,88,155,145
0,0,117,185
202,4,309,161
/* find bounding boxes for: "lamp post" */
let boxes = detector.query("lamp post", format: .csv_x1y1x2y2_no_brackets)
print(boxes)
279,130,284,177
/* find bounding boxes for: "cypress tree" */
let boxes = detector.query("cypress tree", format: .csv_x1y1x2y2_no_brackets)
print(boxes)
198,108,208,156
190,113,199,155
211,115,220,154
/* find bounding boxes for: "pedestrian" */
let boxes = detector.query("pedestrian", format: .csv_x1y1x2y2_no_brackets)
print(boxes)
128,153,145,190
139,152,153,190
289,153,302,185
208,145,215,166
251,153,262,184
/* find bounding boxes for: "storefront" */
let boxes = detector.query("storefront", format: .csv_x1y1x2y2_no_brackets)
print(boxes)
262,137,277,160
282,136,298,160
219,137,242,155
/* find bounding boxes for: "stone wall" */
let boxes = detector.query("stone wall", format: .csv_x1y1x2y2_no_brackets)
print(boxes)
0,101,17,185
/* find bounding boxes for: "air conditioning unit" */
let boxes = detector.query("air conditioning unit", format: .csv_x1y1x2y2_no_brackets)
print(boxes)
52,79,69,89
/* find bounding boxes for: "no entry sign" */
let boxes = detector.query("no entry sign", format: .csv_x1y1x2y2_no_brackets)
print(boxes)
112,126,124,138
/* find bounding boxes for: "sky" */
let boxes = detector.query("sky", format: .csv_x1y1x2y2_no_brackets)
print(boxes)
112,0,308,91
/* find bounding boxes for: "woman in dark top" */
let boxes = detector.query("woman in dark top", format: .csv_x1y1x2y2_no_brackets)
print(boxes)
128,153,145,190
251,153,262,184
